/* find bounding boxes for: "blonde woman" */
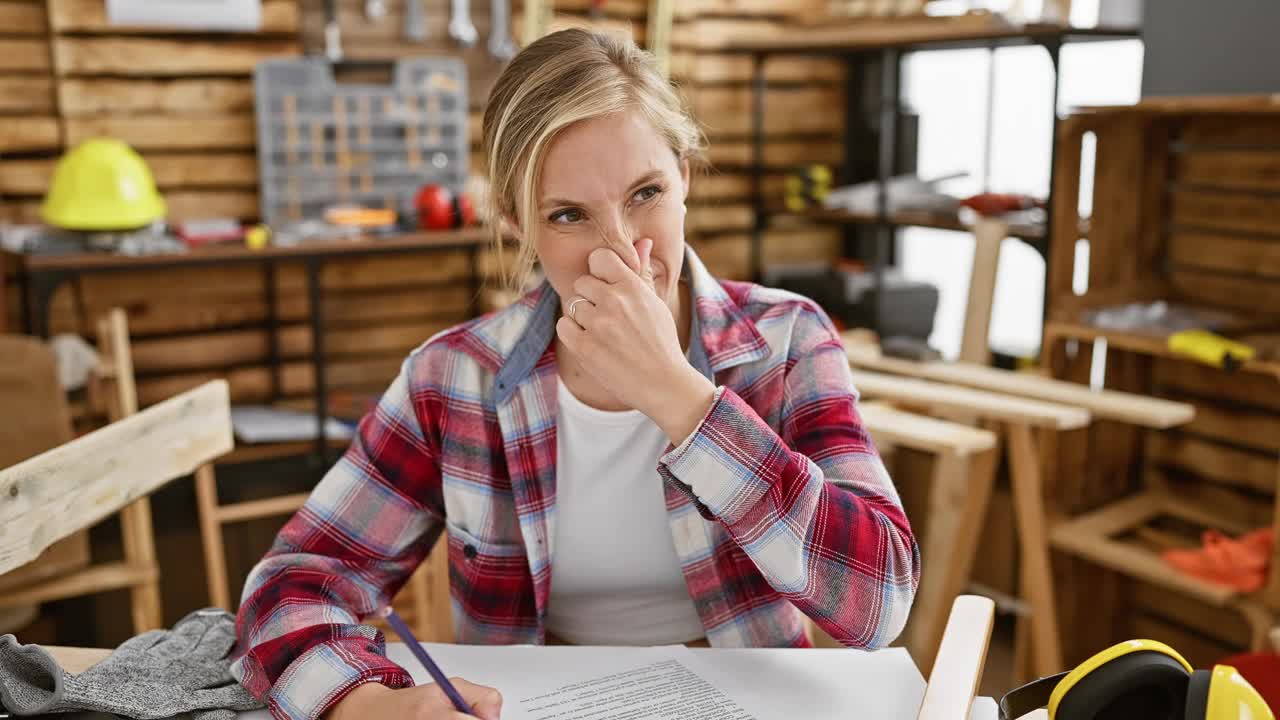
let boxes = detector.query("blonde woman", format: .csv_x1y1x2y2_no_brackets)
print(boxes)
233,28,920,720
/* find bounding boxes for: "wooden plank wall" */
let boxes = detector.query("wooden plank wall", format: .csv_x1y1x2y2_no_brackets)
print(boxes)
0,0,59,224
0,0,301,224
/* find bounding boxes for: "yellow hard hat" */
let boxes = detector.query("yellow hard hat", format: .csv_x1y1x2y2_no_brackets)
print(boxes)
42,138,166,230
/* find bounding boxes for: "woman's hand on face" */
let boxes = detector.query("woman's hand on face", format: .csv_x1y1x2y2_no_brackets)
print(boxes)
327,677,503,720
556,238,716,444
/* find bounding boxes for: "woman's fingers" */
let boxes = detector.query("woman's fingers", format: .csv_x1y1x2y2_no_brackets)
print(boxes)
449,678,503,720
571,273,609,303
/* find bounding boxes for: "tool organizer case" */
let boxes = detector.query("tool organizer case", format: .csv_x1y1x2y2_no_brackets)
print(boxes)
254,57,468,226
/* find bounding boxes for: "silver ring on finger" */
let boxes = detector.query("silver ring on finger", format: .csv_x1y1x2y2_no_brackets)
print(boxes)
568,297,590,322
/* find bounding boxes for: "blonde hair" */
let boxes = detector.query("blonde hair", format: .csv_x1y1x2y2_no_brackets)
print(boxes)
481,28,706,291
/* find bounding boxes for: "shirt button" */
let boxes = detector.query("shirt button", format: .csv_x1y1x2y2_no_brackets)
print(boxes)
463,544,478,559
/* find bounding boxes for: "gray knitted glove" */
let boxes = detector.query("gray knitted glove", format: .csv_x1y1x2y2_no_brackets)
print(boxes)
0,608,263,719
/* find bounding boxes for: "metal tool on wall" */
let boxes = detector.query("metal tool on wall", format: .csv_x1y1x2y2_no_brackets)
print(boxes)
449,0,478,47
324,0,343,61
404,0,427,41
488,0,516,61
365,0,387,20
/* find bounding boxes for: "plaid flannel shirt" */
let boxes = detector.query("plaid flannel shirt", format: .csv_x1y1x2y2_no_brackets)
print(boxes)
231,247,919,720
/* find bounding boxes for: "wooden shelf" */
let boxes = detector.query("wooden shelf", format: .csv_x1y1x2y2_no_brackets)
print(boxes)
1044,321,1280,382
780,206,1047,242
721,15,1139,55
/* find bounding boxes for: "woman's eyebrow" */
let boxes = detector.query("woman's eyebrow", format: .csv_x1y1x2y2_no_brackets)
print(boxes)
538,170,665,211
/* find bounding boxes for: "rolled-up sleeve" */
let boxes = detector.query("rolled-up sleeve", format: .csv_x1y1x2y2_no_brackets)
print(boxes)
658,305,920,649
231,353,446,719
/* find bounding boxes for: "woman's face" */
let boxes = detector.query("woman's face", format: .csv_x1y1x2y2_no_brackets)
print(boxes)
528,111,691,317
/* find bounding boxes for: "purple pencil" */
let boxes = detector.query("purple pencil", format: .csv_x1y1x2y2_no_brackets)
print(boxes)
378,605,475,716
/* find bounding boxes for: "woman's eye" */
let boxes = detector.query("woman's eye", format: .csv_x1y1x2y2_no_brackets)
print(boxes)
549,208,584,224
634,185,662,203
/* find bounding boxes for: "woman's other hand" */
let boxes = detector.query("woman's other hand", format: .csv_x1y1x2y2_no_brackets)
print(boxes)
327,677,502,720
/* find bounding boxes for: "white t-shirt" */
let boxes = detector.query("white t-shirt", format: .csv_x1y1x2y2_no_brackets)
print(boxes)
544,376,706,646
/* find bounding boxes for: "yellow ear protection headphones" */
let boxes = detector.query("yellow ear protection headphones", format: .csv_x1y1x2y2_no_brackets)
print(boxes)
999,640,1274,720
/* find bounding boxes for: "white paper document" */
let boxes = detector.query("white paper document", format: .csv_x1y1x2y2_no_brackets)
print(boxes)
236,643,996,720
106,0,261,31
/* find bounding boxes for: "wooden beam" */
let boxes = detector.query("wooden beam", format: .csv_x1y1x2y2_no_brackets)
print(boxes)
214,492,310,523
851,369,1091,430
0,1,46,34
0,116,60,153
844,339,1194,429
706,138,843,168
687,86,844,138
64,115,255,151
0,76,55,113
0,381,233,575
1170,188,1280,236
670,53,844,85
0,561,154,609
1147,432,1278,495
58,78,255,116
859,402,997,456
958,219,1004,364
1175,150,1280,193
0,39,49,71
166,190,261,221
53,36,300,76
1006,422,1063,677
1169,230,1280,279
48,0,299,33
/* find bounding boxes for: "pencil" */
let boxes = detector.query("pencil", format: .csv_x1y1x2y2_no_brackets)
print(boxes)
378,606,475,716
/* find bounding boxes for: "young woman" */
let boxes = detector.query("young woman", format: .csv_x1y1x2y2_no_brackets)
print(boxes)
232,28,919,720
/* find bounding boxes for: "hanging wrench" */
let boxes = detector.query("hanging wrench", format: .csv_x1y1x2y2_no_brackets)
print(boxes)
404,0,426,41
488,0,516,61
449,0,478,48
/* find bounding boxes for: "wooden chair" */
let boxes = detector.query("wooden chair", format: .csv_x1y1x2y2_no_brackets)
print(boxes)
0,379,233,629
0,335,91,633
97,309,451,641
916,595,996,720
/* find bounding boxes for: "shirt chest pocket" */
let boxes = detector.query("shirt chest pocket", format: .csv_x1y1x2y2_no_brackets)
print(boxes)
444,519,531,591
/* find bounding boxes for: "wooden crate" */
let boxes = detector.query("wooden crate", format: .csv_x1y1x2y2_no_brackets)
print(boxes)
1042,96,1280,664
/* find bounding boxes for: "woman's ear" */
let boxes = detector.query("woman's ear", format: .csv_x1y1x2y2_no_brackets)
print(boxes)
680,157,691,202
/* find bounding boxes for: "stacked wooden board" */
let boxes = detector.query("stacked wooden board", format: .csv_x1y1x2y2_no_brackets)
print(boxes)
0,0,59,224
1042,97,1280,667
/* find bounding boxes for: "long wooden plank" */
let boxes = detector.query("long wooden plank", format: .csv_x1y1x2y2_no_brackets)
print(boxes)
1169,269,1280,319
0,116,60,153
0,76,55,114
1169,397,1280,454
686,203,754,234
54,37,299,76
214,492,309,523
844,339,1193,429
0,39,49,72
64,115,254,150
1050,519,1237,607
851,369,1091,430
707,138,843,169
670,52,843,85
58,78,255,116
1152,357,1280,413
1170,188,1280,236
915,595,994,720
1176,150,1280,193
48,0,299,32
688,86,844,138
859,402,996,456
0,561,154,609
1180,116,1280,148
0,153,259,195
0,1,46,34
1147,432,1278,495
1169,231,1280,278
166,190,261,221
0,381,233,574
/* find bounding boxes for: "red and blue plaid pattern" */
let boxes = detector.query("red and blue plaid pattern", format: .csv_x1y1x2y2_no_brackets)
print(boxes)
231,248,920,720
